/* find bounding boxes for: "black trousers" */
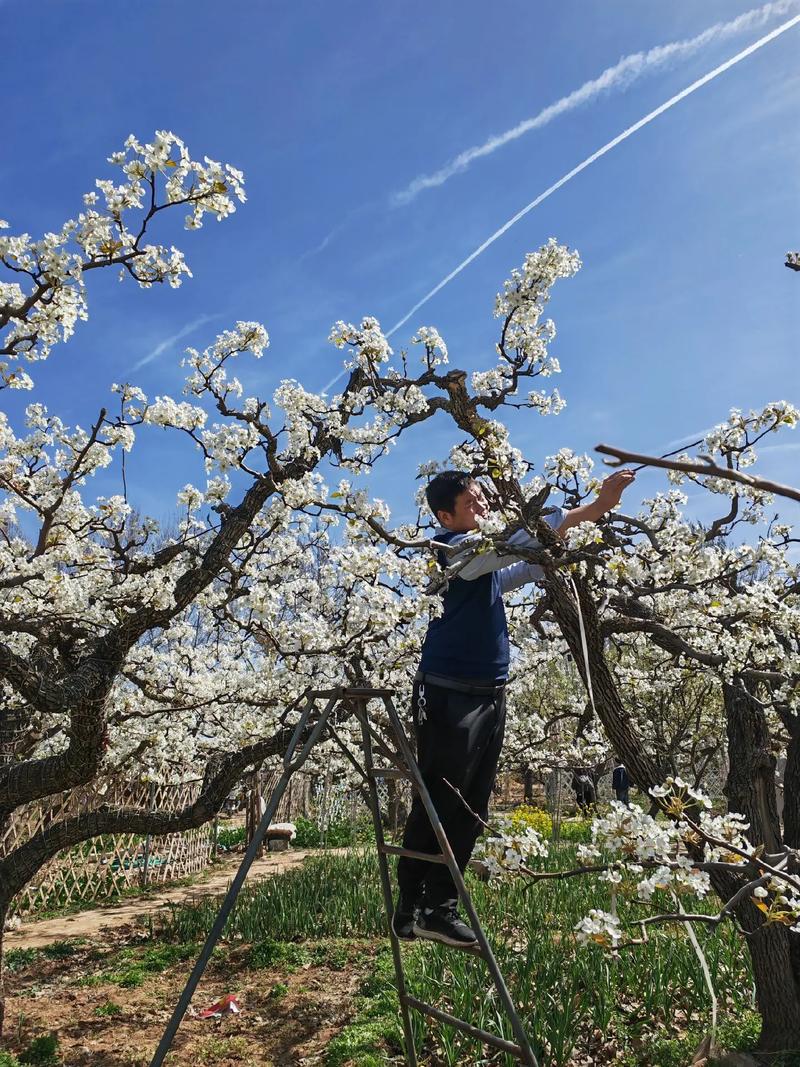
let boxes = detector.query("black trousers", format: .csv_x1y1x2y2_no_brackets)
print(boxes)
397,678,506,907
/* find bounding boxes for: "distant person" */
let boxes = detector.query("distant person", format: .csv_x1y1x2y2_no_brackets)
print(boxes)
612,759,630,806
571,769,595,814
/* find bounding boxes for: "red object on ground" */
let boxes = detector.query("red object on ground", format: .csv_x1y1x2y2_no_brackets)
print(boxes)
197,994,241,1019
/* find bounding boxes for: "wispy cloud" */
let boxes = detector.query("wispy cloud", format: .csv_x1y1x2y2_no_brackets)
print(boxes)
664,428,716,449
132,314,217,372
756,441,800,454
386,12,800,337
392,0,799,207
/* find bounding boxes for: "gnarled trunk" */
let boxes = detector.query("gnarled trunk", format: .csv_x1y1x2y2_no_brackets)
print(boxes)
722,680,800,1055
545,574,662,793
0,898,7,1035
781,717,800,849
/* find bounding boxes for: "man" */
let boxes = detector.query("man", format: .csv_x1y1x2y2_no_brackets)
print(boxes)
612,757,631,806
571,769,595,815
393,467,635,948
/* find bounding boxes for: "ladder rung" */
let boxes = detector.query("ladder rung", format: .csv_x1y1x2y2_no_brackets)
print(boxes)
403,994,526,1059
378,844,448,865
342,686,396,697
368,768,411,780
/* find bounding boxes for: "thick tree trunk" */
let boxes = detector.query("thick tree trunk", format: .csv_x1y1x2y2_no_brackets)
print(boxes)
545,574,662,793
721,680,800,1055
524,767,535,804
710,867,800,1057
0,898,7,1036
782,717,800,848
723,680,782,854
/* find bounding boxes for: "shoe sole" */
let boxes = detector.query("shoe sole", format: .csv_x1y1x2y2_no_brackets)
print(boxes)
412,922,478,949
392,919,416,941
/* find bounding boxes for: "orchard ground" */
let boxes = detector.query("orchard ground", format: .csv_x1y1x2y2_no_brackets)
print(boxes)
2,842,768,1067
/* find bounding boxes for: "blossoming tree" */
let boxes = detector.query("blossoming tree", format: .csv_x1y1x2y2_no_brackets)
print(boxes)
0,135,576,1030
4,130,799,1058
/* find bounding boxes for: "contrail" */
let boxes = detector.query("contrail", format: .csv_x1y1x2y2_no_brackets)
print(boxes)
385,13,800,339
393,0,799,206
132,314,217,371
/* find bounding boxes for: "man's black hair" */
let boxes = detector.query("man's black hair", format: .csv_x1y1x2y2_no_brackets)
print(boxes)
425,471,476,519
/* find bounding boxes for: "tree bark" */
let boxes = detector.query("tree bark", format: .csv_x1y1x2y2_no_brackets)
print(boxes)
782,717,800,849
721,680,800,1054
723,680,782,854
0,899,8,1036
545,573,662,794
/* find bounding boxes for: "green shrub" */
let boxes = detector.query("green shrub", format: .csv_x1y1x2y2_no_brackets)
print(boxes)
247,938,309,970
325,1019,399,1067
293,814,374,849
19,1034,60,1066
138,942,197,972
5,947,40,973
114,967,146,988
0,1052,21,1067
292,815,321,848
40,941,78,960
94,1001,123,1017
215,825,246,851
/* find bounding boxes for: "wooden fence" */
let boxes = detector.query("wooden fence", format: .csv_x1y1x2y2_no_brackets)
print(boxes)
1,777,217,918
2,767,325,919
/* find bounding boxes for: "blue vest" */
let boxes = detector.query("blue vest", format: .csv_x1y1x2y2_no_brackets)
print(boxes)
419,530,509,683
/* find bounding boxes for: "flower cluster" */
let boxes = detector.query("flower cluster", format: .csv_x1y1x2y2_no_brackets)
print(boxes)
473,814,549,880
575,909,622,949
0,131,245,390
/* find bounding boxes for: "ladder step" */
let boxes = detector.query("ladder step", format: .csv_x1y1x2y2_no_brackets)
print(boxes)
378,844,448,865
342,686,396,697
368,768,412,781
403,995,526,1060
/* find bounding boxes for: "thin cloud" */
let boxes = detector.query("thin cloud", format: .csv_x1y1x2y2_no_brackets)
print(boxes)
392,0,799,207
386,12,800,338
664,428,716,449
756,441,800,454
132,314,217,371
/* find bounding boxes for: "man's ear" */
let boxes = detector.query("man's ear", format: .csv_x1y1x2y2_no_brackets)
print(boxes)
436,509,454,529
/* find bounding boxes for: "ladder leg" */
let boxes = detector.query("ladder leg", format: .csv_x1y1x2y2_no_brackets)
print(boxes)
150,694,338,1067
381,695,539,1067
354,697,419,1067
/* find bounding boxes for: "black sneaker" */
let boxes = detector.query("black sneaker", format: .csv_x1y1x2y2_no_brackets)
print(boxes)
413,900,478,948
391,894,417,941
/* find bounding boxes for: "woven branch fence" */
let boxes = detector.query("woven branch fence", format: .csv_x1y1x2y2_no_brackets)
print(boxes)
2,768,317,919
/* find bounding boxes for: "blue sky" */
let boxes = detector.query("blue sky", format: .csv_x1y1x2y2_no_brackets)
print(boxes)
3,0,799,531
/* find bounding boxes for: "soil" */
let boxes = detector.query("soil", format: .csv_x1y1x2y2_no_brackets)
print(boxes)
7,849,338,951
4,848,377,1066
5,932,376,1066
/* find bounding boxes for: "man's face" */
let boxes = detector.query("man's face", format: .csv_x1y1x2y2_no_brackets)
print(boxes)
437,481,490,532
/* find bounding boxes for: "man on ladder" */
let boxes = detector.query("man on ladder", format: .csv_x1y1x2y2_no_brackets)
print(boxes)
393,468,635,948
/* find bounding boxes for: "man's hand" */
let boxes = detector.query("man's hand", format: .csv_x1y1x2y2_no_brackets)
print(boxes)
557,468,636,534
596,469,636,510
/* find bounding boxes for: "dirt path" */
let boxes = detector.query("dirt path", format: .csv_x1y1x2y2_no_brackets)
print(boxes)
7,848,332,949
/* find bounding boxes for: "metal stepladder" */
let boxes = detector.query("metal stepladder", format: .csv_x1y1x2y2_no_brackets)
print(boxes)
150,686,538,1067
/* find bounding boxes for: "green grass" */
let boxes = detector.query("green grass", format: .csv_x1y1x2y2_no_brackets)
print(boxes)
93,1001,123,1018
5,948,40,973
18,1034,60,1066
153,849,387,944
150,844,759,1066
246,938,309,971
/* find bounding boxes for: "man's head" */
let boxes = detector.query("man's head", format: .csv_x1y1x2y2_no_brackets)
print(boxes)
426,471,489,532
